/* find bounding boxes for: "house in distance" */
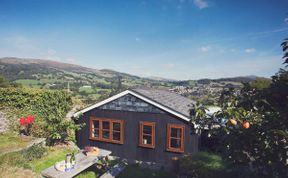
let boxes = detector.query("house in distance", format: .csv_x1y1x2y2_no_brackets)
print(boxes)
73,88,199,169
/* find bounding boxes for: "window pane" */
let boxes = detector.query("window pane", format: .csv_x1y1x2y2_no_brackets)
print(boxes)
103,121,110,129
93,129,99,138
112,131,121,141
93,120,99,129
143,125,152,134
143,135,152,145
103,130,110,139
170,138,181,148
113,122,121,131
171,128,181,138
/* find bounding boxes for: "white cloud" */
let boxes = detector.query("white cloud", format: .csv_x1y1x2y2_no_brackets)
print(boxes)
200,46,210,52
193,0,209,9
40,48,61,61
163,63,175,69
4,36,37,51
245,48,256,53
285,17,288,24
135,37,141,42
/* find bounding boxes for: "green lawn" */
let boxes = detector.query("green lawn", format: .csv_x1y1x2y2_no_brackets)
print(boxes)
29,147,75,173
116,164,176,178
0,134,33,154
74,165,100,178
0,134,174,178
15,79,67,88
79,86,94,93
0,145,76,176
15,79,42,88
75,170,97,178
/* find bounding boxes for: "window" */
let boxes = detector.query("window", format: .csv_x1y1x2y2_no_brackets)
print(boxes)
167,124,185,153
90,117,124,144
139,121,155,148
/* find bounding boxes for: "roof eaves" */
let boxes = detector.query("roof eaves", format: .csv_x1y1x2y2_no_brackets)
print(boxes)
72,89,191,122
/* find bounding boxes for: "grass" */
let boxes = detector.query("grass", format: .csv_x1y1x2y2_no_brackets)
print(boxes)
75,171,97,178
94,78,110,84
15,79,66,88
116,164,176,178
15,79,40,85
0,134,33,154
74,165,99,178
0,145,76,176
0,165,38,178
79,86,94,93
29,147,75,173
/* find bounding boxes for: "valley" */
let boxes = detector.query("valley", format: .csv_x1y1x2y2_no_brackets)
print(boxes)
0,57,262,106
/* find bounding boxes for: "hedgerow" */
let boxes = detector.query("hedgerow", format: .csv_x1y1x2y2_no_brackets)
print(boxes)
0,87,78,145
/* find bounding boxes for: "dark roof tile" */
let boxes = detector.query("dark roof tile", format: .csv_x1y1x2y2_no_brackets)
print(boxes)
130,88,195,117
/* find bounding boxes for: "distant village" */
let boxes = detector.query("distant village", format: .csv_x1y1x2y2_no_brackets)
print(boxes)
169,81,242,105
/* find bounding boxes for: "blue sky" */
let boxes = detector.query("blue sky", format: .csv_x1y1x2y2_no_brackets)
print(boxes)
0,0,288,80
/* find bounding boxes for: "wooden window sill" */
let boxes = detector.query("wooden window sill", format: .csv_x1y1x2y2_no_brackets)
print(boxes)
89,137,123,145
166,148,184,153
138,144,155,149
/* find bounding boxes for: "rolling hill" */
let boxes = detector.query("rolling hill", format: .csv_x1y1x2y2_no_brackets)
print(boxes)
0,57,262,105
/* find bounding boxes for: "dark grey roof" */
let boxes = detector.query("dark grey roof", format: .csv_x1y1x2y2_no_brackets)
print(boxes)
130,88,195,118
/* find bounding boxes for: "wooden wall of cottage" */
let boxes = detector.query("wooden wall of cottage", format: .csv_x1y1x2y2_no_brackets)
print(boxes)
75,94,199,169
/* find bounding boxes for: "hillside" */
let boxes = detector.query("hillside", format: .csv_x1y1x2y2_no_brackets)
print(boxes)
0,57,262,105
0,57,178,104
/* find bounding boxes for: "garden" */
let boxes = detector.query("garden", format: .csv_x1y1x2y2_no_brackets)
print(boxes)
185,39,288,178
0,81,178,178
0,38,287,178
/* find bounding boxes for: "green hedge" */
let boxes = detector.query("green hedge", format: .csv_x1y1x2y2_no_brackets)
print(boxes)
0,87,77,144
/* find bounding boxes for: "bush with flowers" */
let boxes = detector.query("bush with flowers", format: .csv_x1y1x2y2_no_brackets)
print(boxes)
19,115,35,136
0,87,80,145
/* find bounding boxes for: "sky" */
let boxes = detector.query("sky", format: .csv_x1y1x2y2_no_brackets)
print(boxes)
0,0,288,80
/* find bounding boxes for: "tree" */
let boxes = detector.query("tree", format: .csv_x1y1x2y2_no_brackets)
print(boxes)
191,39,288,178
249,77,271,90
0,75,10,88
281,38,288,65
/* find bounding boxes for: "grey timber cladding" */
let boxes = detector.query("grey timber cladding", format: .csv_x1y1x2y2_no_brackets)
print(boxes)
98,94,165,114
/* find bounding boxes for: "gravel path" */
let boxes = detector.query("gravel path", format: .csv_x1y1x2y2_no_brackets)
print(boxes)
0,111,8,133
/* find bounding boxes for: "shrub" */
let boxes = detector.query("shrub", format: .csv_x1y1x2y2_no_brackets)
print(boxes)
22,143,47,161
179,152,227,178
0,87,80,145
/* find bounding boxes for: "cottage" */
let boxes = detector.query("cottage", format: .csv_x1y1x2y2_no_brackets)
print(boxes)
73,88,199,169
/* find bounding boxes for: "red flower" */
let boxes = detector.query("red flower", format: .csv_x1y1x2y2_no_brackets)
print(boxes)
19,118,27,125
19,115,35,125
26,115,35,124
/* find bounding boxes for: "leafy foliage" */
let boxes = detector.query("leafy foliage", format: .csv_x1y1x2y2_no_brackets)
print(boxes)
249,77,271,90
0,87,79,144
191,39,288,178
281,38,288,65
0,75,10,88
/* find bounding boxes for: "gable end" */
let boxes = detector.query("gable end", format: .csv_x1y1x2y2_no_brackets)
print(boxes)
98,94,165,114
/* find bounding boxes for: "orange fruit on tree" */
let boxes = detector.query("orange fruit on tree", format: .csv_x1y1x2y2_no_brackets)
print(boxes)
242,121,250,129
228,118,237,126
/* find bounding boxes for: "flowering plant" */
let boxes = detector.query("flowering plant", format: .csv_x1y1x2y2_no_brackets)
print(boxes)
19,115,35,135
19,115,35,125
